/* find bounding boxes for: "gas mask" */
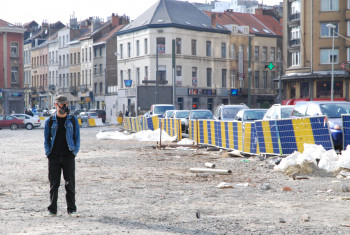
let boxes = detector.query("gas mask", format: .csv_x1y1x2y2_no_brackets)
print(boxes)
58,104,70,115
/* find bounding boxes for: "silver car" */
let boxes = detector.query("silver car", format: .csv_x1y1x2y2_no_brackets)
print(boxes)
12,114,41,130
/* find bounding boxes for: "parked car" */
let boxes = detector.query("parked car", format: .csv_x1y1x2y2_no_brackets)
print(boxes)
0,115,25,130
184,109,214,133
12,114,41,130
234,109,268,122
88,109,106,123
77,112,98,122
263,104,295,120
291,101,350,149
164,110,175,118
149,104,176,118
171,110,191,132
73,109,84,116
214,104,249,121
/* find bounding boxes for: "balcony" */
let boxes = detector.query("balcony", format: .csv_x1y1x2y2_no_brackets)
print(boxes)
80,85,88,93
289,13,300,21
289,39,300,47
70,86,78,96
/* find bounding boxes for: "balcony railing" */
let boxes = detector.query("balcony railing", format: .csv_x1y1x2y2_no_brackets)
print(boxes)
289,39,300,46
289,13,300,21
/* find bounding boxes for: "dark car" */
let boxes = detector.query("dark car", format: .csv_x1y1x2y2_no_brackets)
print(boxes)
291,101,350,149
184,110,214,134
0,115,25,130
214,104,249,121
88,109,106,123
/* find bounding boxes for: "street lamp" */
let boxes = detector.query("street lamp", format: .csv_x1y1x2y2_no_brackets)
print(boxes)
326,23,336,101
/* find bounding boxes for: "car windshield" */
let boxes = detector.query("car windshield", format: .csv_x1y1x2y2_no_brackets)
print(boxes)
190,111,213,119
175,111,190,118
222,107,244,119
281,107,294,118
154,106,175,114
320,103,350,118
165,110,174,117
243,110,267,121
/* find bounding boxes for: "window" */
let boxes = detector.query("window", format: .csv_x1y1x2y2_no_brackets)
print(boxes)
10,42,18,57
136,67,140,84
191,39,197,56
192,67,197,87
320,49,339,64
221,43,227,58
120,70,123,88
11,67,18,83
207,68,212,87
321,0,339,11
99,64,103,75
270,47,275,62
348,21,350,36
292,51,300,66
321,23,338,37
128,69,131,80
254,46,259,61
100,83,103,94
74,53,76,64
300,82,309,98
94,47,97,58
94,65,97,75
94,83,97,93
157,37,165,54
347,48,350,61
255,71,259,88
348,0,350,9
89,47,92,61
206,41,211,57
85,48,87,62
78,52,80,63
222,69,227,88
291,26,300,39
230,70,236,88
263,71,267,89
127,42,131,58
271,71,276,89
176,66,182,76
176,38,182,54
144,38,148,54
262,47,267,61
230,44,236,59
119,44,123,59
100,47,103,56
144,66,148,80
136,40,140,56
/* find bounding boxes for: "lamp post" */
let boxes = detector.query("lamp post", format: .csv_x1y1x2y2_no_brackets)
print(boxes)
326,23,336,101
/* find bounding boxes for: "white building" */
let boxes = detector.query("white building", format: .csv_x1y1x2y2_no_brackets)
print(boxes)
116,0,231,115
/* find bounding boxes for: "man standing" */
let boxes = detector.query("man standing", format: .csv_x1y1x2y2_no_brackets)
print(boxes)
44,95,80,217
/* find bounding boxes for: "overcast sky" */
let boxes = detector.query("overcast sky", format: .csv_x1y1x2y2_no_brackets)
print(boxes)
1,0,282,25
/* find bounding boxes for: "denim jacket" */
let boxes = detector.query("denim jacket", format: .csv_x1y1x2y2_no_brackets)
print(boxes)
44,114,80,156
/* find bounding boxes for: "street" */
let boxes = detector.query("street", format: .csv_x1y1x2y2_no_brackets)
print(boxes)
1,125,350,234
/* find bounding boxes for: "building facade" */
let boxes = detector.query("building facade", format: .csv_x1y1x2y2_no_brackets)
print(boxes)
0,19,26,114
282,0,350,101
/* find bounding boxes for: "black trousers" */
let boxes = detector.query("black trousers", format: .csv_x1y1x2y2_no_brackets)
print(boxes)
47,152,76,214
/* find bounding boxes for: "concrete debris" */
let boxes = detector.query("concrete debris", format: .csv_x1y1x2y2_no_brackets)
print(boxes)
216,182,234,189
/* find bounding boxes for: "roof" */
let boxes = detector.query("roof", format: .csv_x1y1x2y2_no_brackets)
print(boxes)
0,19,26,33
117,0,230,35
205,11,282,37
94,24,124,44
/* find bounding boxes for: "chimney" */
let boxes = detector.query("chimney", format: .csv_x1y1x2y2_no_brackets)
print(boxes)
111,13,120,27
211,13,216,27
255,8,263,15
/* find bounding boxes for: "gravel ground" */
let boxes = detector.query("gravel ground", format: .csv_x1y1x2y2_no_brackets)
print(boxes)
2,125,350,234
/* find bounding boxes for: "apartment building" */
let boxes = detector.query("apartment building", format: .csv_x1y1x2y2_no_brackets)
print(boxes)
0,19,26,114
207,10,283,107
116,0,230,115
283,0,349,101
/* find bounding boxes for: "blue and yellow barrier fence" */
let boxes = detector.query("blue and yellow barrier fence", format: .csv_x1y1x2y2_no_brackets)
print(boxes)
343,115,350,149
125,116,334,156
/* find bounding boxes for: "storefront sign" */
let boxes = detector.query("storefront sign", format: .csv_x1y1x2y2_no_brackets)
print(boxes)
188,88,216,96
124,80,132,87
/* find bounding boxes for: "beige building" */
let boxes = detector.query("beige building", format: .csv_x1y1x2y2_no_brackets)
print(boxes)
283,0,349,101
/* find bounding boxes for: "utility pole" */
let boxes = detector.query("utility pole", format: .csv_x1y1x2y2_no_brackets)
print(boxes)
155,42,159,104
248,36,252,107
172,39,176,107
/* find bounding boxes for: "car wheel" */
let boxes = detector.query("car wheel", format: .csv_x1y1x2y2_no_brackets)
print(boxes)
10,124,18,130
26,123,34,130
